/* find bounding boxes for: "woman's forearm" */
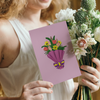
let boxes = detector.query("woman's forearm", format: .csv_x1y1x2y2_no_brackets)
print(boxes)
0,97,20,100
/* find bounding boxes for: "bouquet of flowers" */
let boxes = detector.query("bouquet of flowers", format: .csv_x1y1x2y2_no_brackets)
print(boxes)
54,0,100,100
41,36,66,69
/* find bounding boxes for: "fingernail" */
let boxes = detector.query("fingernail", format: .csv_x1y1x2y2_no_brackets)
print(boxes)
41,95,43,99
81,71,83,73
50,90,53,93
82,79,85,82
50,83,53,87
81,66,84,69
92,58,95,61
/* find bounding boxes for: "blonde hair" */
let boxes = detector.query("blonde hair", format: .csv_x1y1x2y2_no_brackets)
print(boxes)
0,0,70,21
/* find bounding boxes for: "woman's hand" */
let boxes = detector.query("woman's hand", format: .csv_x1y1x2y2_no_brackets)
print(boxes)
78,58,100,93
20,81,53,100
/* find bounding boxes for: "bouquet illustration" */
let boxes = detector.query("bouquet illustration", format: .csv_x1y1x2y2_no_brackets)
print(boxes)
41,36,66,69
54,0,100,100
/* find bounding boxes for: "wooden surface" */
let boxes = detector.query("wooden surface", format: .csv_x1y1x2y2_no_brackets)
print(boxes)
71,0,100,100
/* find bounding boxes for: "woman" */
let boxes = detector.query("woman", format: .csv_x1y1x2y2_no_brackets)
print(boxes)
0,0,100,100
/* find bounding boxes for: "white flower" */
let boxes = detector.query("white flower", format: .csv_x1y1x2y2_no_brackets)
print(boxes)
94,27,100,42
69,29,76,39
78,7,86,12
54,8,76,22
77,38,87,49
69,24,78,39
90,10,100,19
88,38,97,45
75,49,87,60
83,31,93,41
80,24,88,32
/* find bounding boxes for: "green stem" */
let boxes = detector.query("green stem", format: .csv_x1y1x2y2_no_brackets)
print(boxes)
80,58,83,66
95,43,100,58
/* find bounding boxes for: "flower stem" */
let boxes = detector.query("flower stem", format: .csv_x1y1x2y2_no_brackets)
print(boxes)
77,86,81,100
80,58,83,66
95,43,100,58
80,86,83,100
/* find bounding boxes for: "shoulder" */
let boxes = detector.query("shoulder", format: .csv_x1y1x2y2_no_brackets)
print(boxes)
0,19,14,45
0,19,14,58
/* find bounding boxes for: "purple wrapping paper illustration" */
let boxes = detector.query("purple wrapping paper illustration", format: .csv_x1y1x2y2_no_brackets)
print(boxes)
29,21,81,85
48,50,65,69
47,50,65,69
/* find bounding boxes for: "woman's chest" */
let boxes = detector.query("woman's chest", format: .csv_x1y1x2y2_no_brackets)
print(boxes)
0,31,35,68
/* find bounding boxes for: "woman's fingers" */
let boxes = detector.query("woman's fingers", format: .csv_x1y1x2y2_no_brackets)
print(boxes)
29,94,44,100
24,81,53,91
81,71,99,84
21,81,54,100
81,65,99,78
82,79,99,92
29,87,53,95
92,58,100,72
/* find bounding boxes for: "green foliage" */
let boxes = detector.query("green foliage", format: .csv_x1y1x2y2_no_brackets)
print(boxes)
58,46,66,50
45,50,51,54
46,37,53,45
41,45,48,48
53,36,55,40
91,18,100,32
66,21,73,29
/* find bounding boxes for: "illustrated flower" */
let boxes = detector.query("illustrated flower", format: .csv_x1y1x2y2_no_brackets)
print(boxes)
75,49,87,60
58,41,62,45
77,38,87,49
53,45,58,50
54,8,76,23
52,40,57,44
94,27,100,42
56,42,60,47
44,41,49,46
48,46,52,51
41,36,66,54
44,47,48,51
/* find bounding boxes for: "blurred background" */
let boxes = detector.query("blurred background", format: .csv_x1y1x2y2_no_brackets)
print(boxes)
70,0,100,100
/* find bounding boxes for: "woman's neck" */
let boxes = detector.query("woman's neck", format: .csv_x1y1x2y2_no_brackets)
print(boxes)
18,7,48,31
20,7,41,24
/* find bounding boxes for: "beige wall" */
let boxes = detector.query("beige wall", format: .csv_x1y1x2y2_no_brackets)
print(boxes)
71,0,100,100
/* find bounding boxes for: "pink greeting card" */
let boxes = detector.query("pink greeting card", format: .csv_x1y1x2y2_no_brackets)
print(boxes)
29,21,81,85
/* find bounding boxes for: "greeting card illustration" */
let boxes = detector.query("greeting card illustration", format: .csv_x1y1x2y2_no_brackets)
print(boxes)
29,21,81,85
41,36,66,69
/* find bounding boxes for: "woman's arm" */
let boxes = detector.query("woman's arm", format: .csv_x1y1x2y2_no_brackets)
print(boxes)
0,97,20,100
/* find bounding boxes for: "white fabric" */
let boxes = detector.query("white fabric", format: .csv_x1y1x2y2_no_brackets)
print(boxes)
0,19,75,100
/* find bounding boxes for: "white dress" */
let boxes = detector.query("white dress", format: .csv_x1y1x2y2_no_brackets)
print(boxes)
0,19,75,100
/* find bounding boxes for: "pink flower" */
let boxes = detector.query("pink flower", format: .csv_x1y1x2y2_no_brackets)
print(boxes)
48,46,52,51
83,31,93,41
77,38,87,49
56,42,60,47
44,47,48,51
52,40,57,44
